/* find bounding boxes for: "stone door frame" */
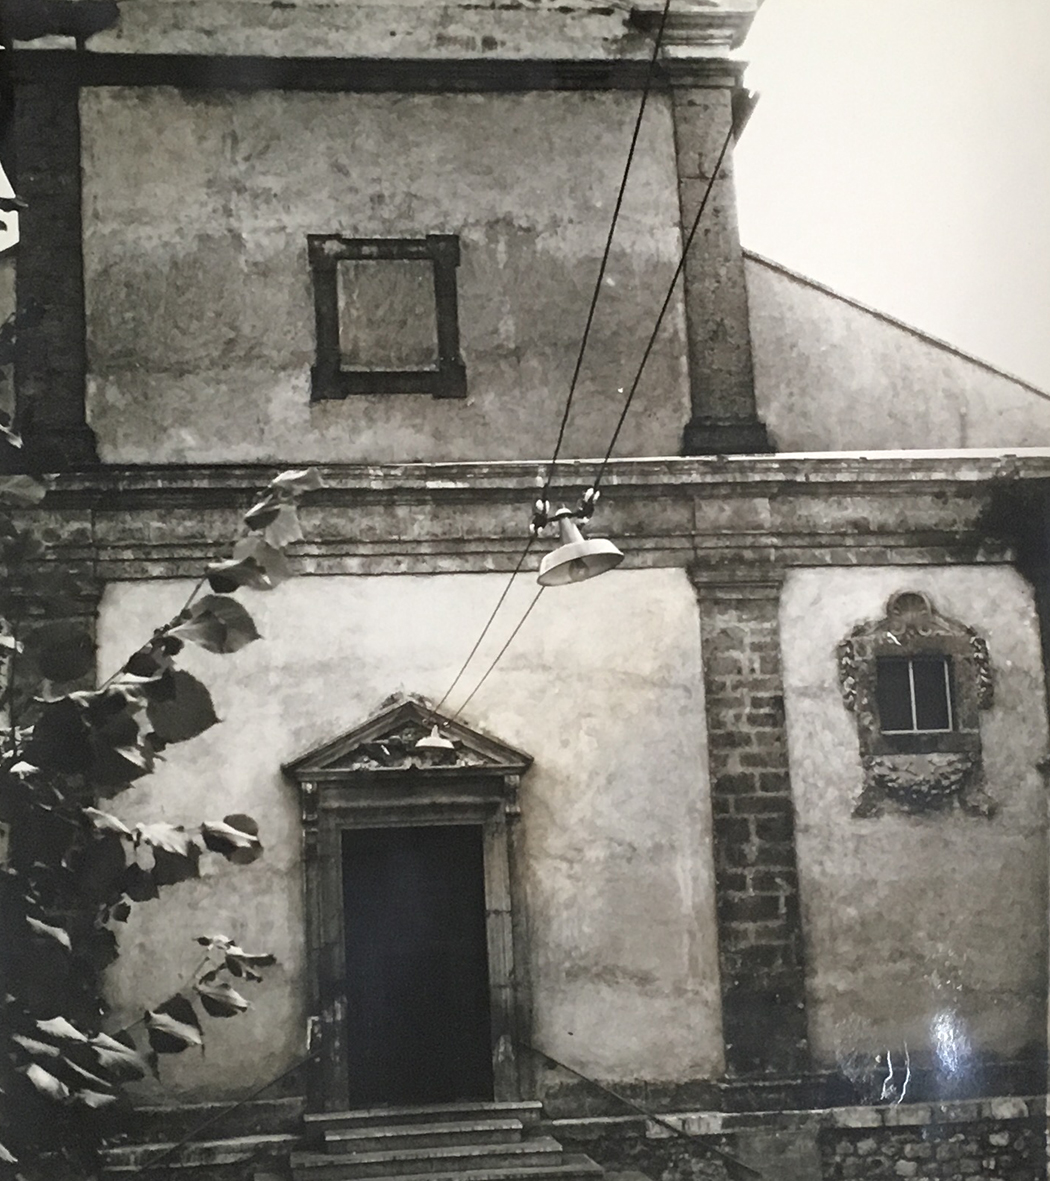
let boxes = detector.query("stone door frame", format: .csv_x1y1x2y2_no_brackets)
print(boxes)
284,700,532,1112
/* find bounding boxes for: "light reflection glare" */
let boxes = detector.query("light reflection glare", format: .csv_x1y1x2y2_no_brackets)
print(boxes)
932,1009,970,1077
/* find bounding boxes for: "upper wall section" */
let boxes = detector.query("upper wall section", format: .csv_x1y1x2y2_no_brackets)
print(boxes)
746,253,1050,452
18,1,759,60
81,86,690,464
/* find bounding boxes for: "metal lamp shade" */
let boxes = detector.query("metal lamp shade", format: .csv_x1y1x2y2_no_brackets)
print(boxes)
537,517,624,587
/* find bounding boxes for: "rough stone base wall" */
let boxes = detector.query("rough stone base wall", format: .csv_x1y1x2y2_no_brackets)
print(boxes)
818,1117,1045,1180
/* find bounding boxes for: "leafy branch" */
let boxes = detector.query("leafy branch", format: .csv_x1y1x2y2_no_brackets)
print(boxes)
0,465,324,1178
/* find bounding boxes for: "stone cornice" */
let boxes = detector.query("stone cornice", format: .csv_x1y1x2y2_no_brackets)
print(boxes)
15,454,1043,580
40,452,1050,501
631,1,761,57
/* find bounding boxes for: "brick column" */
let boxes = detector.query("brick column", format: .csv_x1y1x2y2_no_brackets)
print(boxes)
670,84,772,456
690,573,808,1077
14,75,98,469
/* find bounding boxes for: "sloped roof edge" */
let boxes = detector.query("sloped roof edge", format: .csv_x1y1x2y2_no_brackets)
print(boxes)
743,249,1050,402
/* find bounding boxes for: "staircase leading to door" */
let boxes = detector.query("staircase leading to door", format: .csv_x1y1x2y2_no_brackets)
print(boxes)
286,1101,604,1181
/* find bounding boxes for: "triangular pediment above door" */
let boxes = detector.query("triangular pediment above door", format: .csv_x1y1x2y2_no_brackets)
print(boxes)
282,695,532,780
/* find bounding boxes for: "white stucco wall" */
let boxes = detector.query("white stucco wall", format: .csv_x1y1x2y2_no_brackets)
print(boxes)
81,87,689,467
747,256,1050,452
780,566,1049,1074
97,568,724,1100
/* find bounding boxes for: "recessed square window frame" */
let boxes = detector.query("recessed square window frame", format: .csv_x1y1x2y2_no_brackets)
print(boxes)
309,234,467,401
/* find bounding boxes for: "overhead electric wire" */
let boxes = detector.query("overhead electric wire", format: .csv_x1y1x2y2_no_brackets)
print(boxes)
447,119,738,713
541,0,675,504
591,117,736,493
449,587,546,722
432,536,536,715
431,0,674,719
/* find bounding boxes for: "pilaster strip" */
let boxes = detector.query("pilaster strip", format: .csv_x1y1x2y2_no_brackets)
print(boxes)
670,86,771,455
690,570,809,1077
14,77,97,468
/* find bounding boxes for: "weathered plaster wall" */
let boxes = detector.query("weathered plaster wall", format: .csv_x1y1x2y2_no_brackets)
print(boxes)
97,568,723,1100
780,566,1049,1074
81,87,690,466
70,1,653,60
746,255,1050,452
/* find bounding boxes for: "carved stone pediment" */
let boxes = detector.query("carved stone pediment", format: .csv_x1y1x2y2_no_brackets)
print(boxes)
283,696,532,781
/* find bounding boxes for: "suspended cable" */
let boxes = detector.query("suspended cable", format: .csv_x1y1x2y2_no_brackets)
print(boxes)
591,118,735,493
432,536,535,716
540,0,674,504
449,122,737,711
450,587,546,722
430,4,673,719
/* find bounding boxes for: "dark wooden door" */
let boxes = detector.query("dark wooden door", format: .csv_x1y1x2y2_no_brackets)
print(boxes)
342,825,494,1107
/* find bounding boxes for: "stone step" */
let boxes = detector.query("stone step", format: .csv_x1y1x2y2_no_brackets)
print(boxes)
103,1132,298,1172
325,1118,524,1154
292,1153,603,1181
305,1101,544,1133
292,1135,564,1180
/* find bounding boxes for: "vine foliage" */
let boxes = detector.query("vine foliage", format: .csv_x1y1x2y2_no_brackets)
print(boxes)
0,451,324,1177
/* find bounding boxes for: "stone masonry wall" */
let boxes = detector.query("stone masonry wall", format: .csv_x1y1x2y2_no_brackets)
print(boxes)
692,578,808,1076
818,1116,1045,1180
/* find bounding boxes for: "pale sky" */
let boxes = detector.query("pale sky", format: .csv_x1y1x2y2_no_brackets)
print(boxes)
734,0,1050,393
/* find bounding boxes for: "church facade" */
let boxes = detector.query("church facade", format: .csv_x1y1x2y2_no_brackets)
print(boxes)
3,2,1049,1178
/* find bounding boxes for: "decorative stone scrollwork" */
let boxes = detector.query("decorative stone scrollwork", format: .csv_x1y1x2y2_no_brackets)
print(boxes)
836,592,996,819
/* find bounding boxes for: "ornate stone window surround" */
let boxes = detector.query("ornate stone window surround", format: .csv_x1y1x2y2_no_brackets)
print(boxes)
283,698,532,1112
837,592,995,817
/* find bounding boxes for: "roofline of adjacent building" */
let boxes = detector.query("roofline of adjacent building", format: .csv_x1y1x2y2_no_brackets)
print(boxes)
743,249,1050,403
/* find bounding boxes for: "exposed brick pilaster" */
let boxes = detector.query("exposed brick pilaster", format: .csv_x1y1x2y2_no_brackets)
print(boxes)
690,572,808,1077
14,74,98,469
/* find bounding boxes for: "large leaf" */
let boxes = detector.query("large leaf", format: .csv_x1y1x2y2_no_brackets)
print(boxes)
11,1035,60,1058
243,491,281,530
223,944,277,982
146,671,219,744
204,535,295,594
125,640,175,680
36,1017,89,1043
194,979,250,1018
62,1057,114,1092
26,916,72,950
120,863,159,902
0,473,47,505
133,822,196,858
81,807,132,837
70,831,128,904
200,816,262,865
22,1063,70,1102
152,844,201,886
263,504,304,549
78,925,120,971
23,621,95,683
90,1032,147,1081
23,697,92,774
205,557,273,594
269,468,325,495
145,994,203,1055
170,596,260,654
74,1089,120,1109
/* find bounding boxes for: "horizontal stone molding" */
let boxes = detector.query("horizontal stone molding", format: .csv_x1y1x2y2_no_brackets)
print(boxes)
9,50,743,92
13,454,1048,578
548,1094,1041,1139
